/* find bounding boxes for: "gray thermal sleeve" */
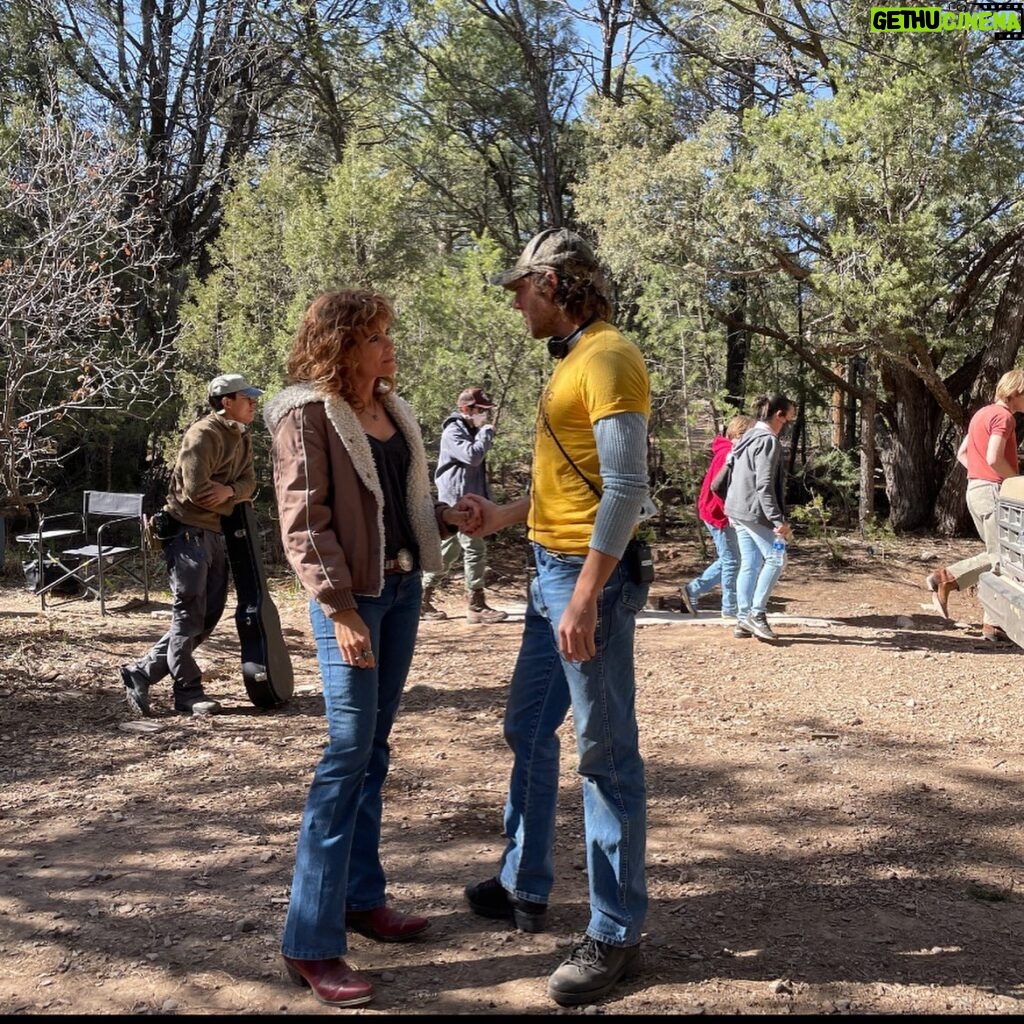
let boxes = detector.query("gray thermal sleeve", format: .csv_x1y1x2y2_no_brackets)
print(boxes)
590,412,650,558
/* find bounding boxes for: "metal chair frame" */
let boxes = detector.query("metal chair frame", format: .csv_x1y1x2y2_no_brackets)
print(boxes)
18,491,150,616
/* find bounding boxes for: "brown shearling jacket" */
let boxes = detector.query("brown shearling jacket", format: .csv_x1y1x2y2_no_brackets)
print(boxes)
264,384,448,617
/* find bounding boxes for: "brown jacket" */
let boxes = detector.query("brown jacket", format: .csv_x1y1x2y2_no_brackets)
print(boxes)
264,384,447,617
164,413,257,533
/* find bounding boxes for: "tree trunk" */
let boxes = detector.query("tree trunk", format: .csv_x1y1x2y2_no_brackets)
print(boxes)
858,362,876,528
844,357,862,450
877,362,941,532
830,362,844,447
724,278,749,408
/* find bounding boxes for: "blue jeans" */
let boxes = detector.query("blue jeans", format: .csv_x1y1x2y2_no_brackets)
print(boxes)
734,522,786,618
281,571,422,959
687,523,740,615
498,543,649,947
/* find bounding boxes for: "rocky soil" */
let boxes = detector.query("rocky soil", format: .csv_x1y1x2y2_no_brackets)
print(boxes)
1,531,1022,1015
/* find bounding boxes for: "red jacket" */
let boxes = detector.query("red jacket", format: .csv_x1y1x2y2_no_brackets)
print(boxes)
697,434,734,529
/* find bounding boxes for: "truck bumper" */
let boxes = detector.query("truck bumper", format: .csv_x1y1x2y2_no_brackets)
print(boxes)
977,571,1024,646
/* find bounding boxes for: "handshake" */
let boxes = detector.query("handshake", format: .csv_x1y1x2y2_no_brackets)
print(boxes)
440,493,500,537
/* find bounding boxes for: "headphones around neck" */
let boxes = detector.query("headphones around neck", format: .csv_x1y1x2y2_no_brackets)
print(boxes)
547,337,570,359
547,317,596,360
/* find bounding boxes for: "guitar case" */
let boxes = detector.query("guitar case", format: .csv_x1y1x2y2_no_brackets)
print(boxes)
222,503,294,708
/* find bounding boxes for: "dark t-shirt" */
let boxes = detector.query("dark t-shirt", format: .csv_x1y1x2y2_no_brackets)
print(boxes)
367,430,418,562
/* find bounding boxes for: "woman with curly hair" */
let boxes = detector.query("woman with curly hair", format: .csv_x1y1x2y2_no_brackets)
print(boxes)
264,288,471,1007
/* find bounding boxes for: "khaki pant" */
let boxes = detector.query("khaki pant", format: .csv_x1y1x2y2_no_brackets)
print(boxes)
422,531,488,592
949,480,1001,624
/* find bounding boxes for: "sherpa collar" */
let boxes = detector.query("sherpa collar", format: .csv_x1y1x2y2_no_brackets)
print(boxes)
263,384,443,578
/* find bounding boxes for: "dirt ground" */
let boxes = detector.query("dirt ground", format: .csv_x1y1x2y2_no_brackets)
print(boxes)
1,530,1023,1016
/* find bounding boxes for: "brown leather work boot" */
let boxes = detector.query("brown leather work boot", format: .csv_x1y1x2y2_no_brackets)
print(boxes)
983,623,1011,643
466,588,509,624
925,567,959,619
420,586,448,621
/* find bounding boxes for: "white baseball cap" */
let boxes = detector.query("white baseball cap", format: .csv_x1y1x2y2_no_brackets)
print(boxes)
208,373,263,399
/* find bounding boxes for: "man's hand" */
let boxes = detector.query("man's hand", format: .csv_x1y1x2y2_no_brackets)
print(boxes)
194,482,234,509
456,494,497,536
557,548,620,662
457,494,530,537
558,594,599,662
441,504,473,531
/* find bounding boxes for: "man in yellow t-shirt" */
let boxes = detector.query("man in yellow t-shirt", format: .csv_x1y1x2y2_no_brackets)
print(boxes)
530,321,650,552
459,227,653,1008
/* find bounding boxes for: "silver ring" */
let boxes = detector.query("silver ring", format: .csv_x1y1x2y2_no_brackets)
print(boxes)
360,649,371,658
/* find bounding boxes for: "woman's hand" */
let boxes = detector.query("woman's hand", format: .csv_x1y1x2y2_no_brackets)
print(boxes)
455,494,496,535
331,609,376,669
775,523,793,541
442,503,475,532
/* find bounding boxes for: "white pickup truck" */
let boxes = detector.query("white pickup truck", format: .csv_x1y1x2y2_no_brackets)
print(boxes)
977,475,1024,645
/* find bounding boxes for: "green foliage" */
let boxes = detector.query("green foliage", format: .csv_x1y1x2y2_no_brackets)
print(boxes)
178,146,433,425
788,495,845,566
393,0,584,242
576,11,1024,529
181,154,549,494
10,0,1024,539
791,446,862,526
861,514,896,545
396,236,548,492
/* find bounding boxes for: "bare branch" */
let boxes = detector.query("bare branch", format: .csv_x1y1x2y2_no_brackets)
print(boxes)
0,120,177,513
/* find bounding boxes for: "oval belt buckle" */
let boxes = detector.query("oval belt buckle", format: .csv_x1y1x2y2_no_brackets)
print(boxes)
396,548,415,572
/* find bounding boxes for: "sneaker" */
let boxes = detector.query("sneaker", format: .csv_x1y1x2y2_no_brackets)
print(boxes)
174,689,222,715
464,876,547,933
745,613,778,642
547,936,641,1007
733,619,752,638
120,666,151,717
679,585,697,616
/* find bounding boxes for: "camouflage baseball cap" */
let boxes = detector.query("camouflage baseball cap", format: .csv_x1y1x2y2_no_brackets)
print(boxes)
489,228,602,287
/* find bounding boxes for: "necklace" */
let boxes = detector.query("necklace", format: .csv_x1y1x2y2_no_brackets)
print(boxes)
363,402,381,422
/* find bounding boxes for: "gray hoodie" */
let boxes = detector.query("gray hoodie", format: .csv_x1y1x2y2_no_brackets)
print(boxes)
723,423,787,529
434,412,495,506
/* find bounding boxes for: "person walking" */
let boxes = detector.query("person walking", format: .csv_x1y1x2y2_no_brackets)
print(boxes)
681,413,754,620
421,385,508,624
724,393,796,643
264,289,473,1009
120,372,262,717
459,227,653,1008
926,368,1024,641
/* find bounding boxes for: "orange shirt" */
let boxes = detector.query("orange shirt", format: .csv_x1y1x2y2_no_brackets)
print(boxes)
965,403,1018,482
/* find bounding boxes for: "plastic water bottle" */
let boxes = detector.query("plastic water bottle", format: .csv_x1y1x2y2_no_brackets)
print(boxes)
772,536,786,556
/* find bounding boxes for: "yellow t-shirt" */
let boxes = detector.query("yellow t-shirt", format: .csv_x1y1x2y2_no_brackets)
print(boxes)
528,321,651,554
